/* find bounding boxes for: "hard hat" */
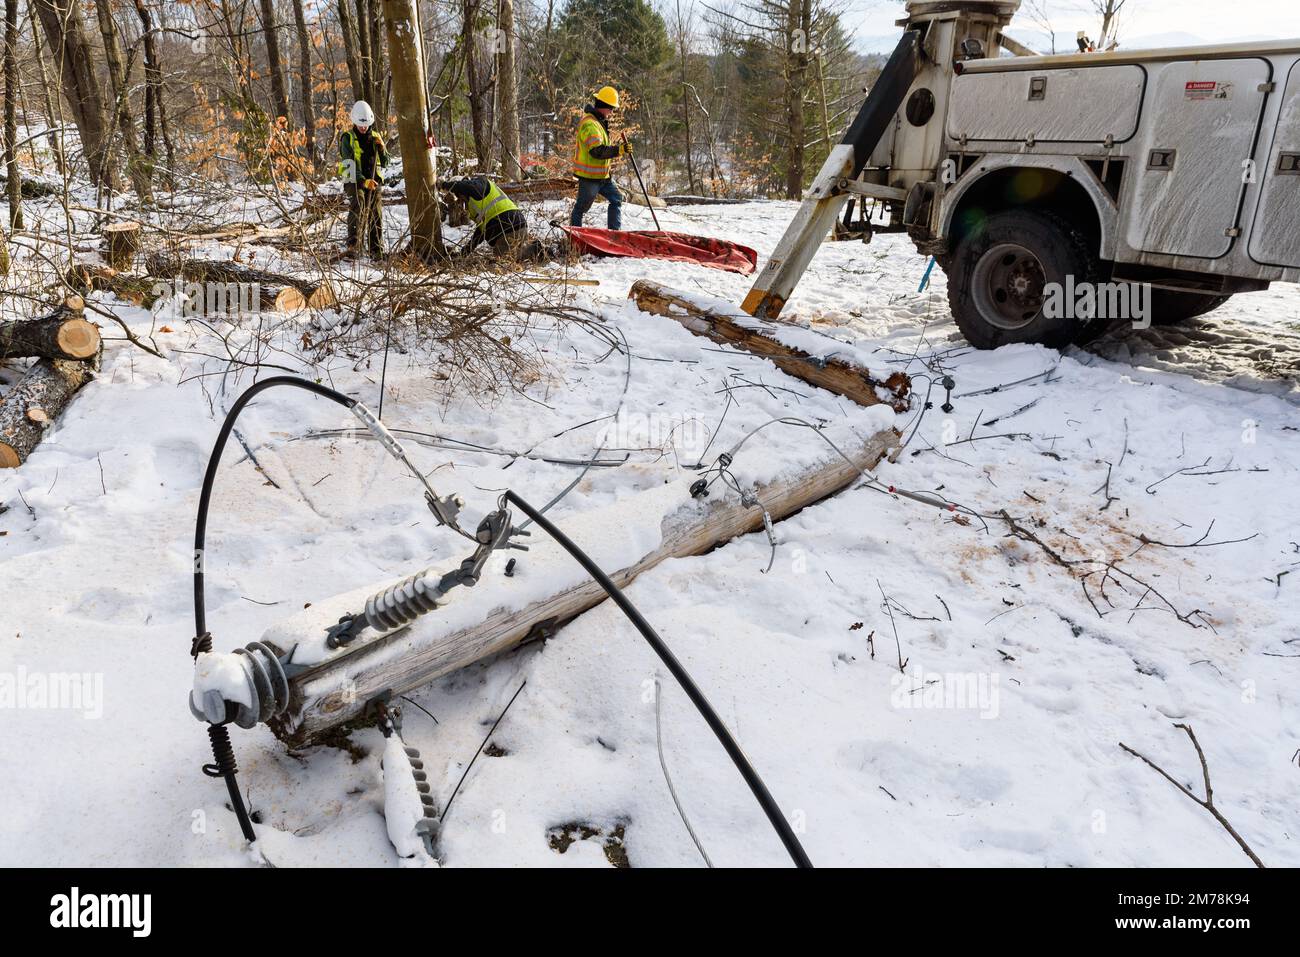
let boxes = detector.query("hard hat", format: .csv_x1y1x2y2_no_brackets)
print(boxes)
593,86,620,109
351,100,376,127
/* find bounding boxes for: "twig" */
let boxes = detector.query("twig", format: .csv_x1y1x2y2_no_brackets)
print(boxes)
1119,723,1264,868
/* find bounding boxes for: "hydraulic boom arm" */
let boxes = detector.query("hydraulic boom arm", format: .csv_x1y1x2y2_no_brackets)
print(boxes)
741,28,925,319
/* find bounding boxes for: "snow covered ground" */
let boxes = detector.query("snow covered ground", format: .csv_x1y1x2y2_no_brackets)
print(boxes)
1,192,1297,868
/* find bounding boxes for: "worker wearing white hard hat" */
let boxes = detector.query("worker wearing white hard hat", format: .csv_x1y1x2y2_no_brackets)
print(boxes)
338,100,389,258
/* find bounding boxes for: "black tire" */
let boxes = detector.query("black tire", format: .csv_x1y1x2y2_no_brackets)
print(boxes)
1148,289,1232,326
945,209,1101,350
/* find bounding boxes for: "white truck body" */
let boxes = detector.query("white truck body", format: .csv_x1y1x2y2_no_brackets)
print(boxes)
933,40,1300,285
741,0,1298,346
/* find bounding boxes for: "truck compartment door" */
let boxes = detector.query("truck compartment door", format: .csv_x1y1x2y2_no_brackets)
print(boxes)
1247,59,1300,268
1124,58,1270,260
947,65,1144,144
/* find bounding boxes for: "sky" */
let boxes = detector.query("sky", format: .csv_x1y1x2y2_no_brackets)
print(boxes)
842,0,1300,53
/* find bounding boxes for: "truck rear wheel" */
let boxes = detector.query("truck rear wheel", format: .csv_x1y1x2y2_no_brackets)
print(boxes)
946,210,1100,350
1149,289,1232,326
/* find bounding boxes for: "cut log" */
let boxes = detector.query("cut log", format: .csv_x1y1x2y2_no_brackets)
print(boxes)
265,424,899,744
0,303,100,361
144,254,337,312
663,195,749,206
499,176,576,201
629,279,911,412
102,221,142,270
0,356,96,468
64,264,162,306
616,180,667,209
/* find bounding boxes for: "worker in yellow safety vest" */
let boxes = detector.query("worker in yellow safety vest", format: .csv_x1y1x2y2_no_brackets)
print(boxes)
439,176,538,259
570,86,631,230
338,100,389,259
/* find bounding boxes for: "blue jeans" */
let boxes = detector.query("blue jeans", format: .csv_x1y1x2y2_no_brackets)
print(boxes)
570,176,622,230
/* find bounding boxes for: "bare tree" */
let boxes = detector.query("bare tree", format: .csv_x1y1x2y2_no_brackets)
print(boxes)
258,0,291,122
784,0,810,199
381,0,442,259
336,0,365,102
292,0,316,160
33,0,116,190
1092,0,1128,50
674,0,697,194
92,0,153,200
3,0,20,228
462,0,492,169
497,0,521,179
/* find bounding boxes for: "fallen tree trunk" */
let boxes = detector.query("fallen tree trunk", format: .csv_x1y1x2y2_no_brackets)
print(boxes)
144,254,337,312
266,424,899,744
663,194,749,206
0,299,99,360
500,176,576,201
64,263,162,306
0,355,96,468
629,279,911,411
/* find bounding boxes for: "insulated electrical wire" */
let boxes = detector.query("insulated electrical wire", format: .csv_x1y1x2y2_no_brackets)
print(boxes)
192,376,358,842
503,489,815,868
193,376,814,865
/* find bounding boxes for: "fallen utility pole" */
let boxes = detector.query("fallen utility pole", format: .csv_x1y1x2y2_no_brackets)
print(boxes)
629,279,910,411
266,425,899,745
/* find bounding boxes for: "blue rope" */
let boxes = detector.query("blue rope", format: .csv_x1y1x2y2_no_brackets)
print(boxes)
918,256,937,293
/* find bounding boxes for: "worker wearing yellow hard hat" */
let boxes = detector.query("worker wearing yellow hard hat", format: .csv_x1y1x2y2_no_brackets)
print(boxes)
570,86,631,230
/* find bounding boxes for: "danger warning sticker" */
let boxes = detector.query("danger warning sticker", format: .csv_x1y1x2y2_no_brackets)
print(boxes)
1185,80,1232,100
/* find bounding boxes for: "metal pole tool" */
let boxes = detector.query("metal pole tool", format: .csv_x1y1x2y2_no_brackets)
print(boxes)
621,132,661,231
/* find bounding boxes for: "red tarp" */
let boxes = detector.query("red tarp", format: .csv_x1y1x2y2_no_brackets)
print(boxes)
562,227,759,275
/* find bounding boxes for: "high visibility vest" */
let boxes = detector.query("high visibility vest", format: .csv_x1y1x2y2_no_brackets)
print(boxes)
573,115,611,179
338,129,385,184
465,180,518,227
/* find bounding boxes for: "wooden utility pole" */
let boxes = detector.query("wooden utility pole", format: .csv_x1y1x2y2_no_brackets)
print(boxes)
381,0,443,260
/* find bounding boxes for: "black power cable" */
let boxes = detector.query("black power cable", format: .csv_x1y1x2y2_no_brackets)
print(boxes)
192,376,813,867
504,490,814,869
192,376,357,843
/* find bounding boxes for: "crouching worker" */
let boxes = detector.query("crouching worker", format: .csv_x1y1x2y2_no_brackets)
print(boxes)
339,100,388,259
441,176,539,260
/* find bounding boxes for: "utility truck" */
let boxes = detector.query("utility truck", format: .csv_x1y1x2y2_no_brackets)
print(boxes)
744,0,1300,349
